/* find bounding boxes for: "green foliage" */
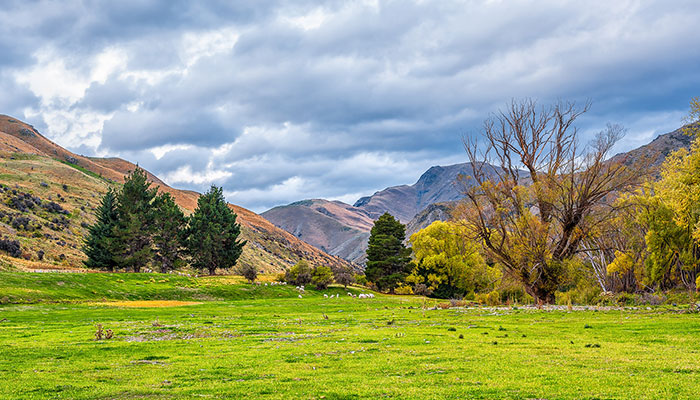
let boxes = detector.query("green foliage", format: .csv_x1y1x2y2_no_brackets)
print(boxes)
285,259,313,286
312,265,334,290
152,193,186,273
112,167,158,272
637,106,700,290
475,290,501,306
365,213,412,292
185,186,246,275
83,188,118,271
407,221,498,298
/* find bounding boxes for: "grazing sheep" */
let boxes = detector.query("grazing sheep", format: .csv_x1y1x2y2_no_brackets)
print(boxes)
323,294,328,298
347,292,352,296
298,295,302,299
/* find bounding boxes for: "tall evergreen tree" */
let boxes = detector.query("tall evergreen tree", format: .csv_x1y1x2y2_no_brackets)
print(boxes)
152,192,186,273
365,212,412,292
185,185,246,275
83,188,119,271
113,167,157,272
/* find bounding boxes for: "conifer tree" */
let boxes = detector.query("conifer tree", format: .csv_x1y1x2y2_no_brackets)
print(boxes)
113,167,157,272
152,192,186,273
185,185,246,275
365,213,412,292
83,188,119,271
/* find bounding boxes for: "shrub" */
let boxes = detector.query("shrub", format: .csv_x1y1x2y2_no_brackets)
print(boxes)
237,264,258,283
615,292,638,306
285,259,313,286
333,267,355,288
475,290,501,306
354,274,368,286
413,283,433,296
394,284,414,295
640,292,665,306
312,266,334,290
0,237,21,258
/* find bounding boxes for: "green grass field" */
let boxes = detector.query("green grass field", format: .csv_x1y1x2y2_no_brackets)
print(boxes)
1,272,700,399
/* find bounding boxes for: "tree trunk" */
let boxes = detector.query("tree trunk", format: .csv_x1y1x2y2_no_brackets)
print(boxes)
525,284,556,305
208,266,216,275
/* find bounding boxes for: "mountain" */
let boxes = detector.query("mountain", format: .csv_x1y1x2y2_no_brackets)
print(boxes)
263,125,695,265
353,163,475,223
263,163,477,264
261,199,373,264
609,124,695,169
0,114,354,273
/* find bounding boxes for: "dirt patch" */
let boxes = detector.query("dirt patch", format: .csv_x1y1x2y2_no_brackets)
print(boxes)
90,300,203,308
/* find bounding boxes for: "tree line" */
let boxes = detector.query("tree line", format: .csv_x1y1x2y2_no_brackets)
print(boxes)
83,168,245,275
363,98,700,304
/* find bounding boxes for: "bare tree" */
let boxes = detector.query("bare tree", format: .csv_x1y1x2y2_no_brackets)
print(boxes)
455,99,642,303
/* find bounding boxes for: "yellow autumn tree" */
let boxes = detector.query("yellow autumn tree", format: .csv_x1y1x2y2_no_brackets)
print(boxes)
407,221,499,298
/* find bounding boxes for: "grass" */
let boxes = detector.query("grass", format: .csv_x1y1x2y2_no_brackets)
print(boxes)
1,272,700,399
58,159,108,182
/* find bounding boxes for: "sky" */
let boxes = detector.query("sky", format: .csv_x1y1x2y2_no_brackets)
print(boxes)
1,0,699,213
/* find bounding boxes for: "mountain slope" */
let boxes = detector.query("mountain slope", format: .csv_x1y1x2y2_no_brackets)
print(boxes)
262,199,373,264
353,163,475,223
0,114,354,273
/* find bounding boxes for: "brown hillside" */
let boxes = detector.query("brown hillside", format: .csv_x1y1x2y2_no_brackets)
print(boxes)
0,114,355,273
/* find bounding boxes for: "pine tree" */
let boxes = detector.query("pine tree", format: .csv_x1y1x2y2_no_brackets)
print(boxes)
152,192,186,273
113,167,157,272
83,188,119,271
365,213,412,292
185,185,246,275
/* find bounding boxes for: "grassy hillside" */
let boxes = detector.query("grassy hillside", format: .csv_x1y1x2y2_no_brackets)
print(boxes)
0,115,355,273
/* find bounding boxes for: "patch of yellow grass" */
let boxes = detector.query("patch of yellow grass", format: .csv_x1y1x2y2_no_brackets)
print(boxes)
90,300,202,308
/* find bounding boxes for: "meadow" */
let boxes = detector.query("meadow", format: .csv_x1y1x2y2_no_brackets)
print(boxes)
1,272,700,399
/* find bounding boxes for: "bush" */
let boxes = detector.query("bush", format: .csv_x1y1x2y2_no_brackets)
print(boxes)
413,283,433,296
334,267,355,288
615,292,638,306
394,284,414,295
476,290,501,306
285,260,313,286
312,265,334,290
640,292,665,305
237,264,258,283
0,237,21,258
354,274,368,286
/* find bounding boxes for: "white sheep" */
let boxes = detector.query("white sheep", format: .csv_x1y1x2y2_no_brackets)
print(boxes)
323,294,328,298
298,294,302,298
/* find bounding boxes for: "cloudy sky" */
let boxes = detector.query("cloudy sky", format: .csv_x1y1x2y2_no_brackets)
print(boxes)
2,0,699,212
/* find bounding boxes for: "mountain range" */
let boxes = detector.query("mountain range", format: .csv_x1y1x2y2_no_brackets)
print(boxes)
0,115,355,273
262,124,695,265
263,162,479,263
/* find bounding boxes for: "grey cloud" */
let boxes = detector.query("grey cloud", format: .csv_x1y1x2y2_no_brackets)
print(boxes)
3,0,700,212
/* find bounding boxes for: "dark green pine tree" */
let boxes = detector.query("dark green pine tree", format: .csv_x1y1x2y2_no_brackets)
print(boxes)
152,192,186,273
186,185,246,275
113,167,158,272
365,212,412,292
83,188,119,271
